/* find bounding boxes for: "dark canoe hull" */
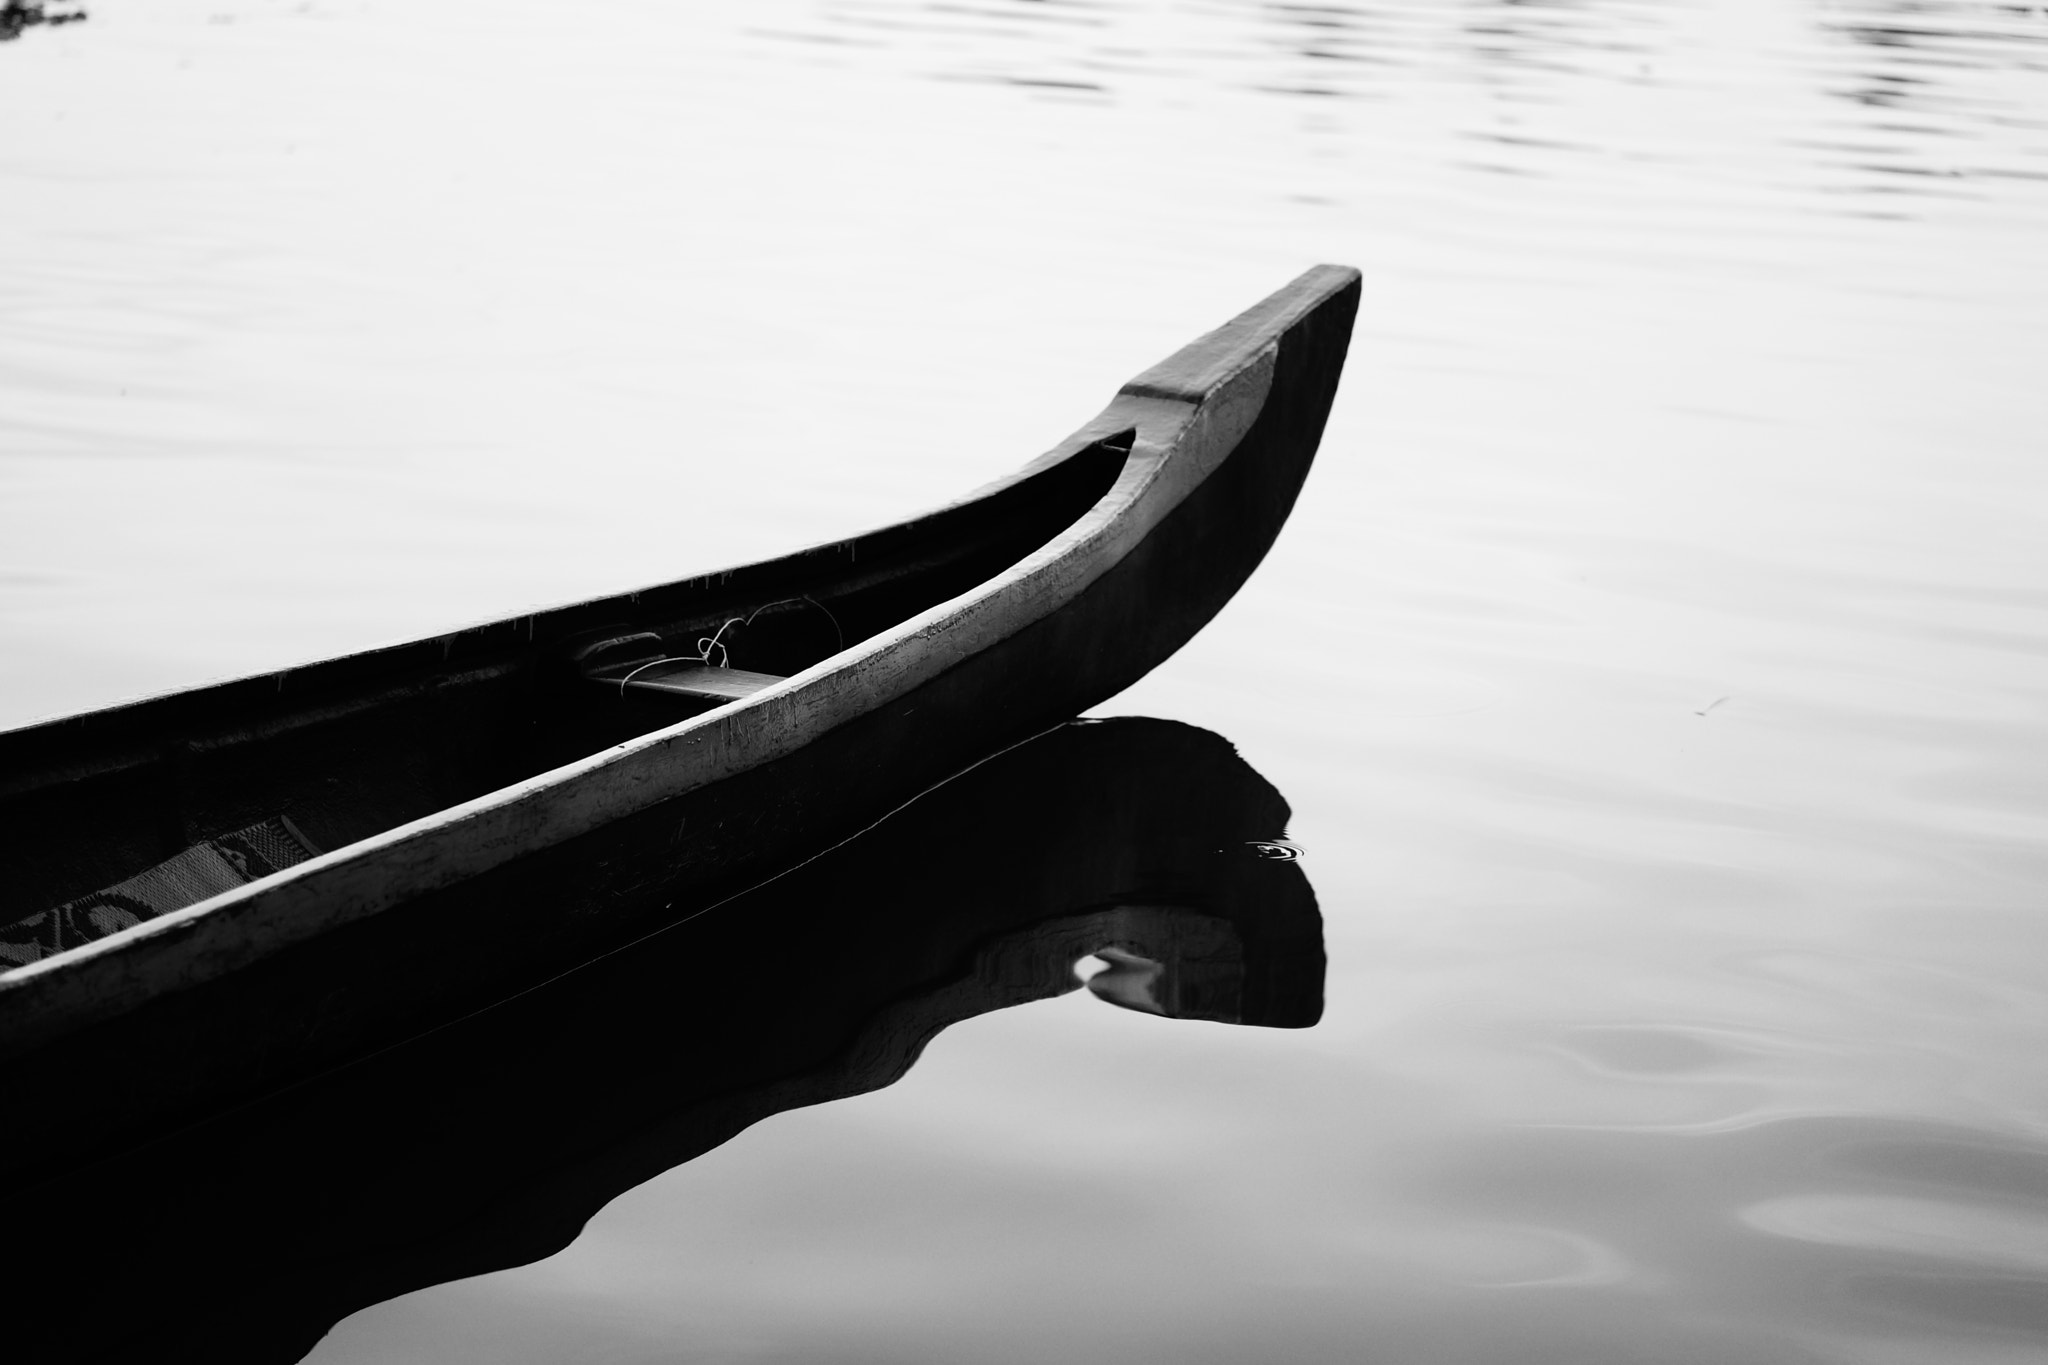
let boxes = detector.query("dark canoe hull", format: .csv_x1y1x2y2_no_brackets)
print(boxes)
0,268,1359,1118
5,718,1323,1363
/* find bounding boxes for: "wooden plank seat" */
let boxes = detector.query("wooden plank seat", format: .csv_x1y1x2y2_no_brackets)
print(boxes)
572,631,788,706
602,661,786,704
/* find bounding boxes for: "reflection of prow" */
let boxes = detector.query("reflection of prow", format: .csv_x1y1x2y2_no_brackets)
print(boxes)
7,717,1323,1365
823,891,1323,1129
710,719,1325,1164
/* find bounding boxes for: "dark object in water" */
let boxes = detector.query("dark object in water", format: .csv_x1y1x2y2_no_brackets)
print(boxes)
5,716,1325,1364
0,0,86,40
0,266,1359,1091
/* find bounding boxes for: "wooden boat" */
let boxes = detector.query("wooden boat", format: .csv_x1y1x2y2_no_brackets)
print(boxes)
0,265,1359,1085
8,717,1323,1363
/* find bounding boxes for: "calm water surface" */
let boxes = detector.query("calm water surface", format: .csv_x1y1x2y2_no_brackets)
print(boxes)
6,0,2048,1360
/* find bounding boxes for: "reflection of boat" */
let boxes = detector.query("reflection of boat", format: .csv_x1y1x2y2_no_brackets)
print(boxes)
7,717,1324,1365
0,266,1359,1066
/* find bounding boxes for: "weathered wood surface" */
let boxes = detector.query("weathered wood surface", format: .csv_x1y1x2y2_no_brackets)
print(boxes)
3,718,1323,1365
0,265,1359,1071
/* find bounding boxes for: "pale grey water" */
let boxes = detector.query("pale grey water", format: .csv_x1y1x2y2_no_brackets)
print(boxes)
6,0,2048,1360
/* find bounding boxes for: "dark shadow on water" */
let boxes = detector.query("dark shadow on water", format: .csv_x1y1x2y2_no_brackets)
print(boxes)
2,716,1324,1365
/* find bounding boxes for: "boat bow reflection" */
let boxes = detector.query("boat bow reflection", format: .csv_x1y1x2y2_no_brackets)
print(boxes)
10,717,1323,1364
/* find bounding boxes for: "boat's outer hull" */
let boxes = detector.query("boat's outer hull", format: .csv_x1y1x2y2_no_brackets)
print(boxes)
0,267,1359,1113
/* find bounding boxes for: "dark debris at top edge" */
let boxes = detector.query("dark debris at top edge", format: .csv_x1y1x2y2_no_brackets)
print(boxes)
2,0,87,42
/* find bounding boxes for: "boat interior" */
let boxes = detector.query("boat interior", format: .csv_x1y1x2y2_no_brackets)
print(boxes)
0,431,1134,943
